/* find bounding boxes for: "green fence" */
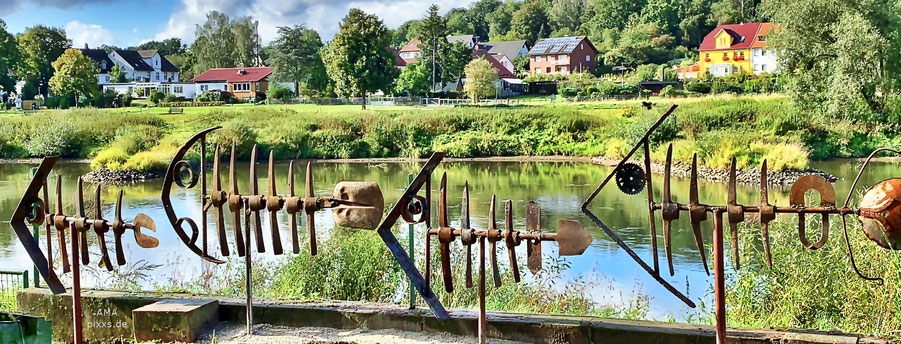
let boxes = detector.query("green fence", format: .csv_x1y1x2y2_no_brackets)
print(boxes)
0,270,27,312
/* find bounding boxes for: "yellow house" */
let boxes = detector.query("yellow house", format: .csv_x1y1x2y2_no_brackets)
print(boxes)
698,23,772,77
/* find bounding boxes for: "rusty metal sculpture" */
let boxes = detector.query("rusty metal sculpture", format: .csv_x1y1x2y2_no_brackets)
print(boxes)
161,127,385,335
8,156,159,344
582,104,901,344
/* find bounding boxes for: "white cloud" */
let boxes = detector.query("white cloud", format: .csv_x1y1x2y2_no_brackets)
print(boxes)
152,0,475,44
64,20,116,48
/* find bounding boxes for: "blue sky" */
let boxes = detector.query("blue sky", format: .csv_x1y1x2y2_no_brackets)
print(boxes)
1,0,474,48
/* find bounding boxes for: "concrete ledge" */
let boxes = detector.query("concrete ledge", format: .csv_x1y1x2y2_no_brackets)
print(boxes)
133,299,219,342
17,288,888,344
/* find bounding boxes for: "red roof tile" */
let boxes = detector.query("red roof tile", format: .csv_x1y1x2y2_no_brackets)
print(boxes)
473,49,515,78
193,67,272,82
750,23,774,49
699,23,768,51
400,39,421,53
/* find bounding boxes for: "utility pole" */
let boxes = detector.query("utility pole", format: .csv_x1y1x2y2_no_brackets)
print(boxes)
431,38,437,94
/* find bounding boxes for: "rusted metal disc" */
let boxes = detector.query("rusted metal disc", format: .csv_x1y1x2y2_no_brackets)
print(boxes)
858,178,901,250
174,160,198,189
616,163,646,195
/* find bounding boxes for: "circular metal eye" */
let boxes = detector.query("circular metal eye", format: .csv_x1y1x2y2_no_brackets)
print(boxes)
174,160,198,189
616,162,646,195
401,195,428,224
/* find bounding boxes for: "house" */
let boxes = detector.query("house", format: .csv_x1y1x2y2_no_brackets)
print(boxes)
698,22,777,77
477,40,529,74
192,67,272,99
528,36,597,75
468,49,525,97
398,39,421,63
77,48,115,85
674,64,700,79
446,34,477,48
102,81,196,99
396,35,480,69
109,49,179,82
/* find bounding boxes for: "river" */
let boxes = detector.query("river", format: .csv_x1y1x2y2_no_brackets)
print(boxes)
1,159,899,320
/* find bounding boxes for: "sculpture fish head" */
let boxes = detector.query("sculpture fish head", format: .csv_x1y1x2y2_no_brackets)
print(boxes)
858,178,901,250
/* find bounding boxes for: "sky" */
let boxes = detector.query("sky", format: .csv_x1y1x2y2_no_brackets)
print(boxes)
1,0,475,48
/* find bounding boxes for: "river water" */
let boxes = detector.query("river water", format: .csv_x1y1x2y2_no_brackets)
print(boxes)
1,159,899,320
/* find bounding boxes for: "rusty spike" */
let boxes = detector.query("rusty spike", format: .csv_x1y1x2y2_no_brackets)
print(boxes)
305,161,318,256
54,176,70,273
437,172,454,293
111,190,127,266
642,140,659,275
228,143,246,257
267,151,284,255
249,145,266,253
76,178,89,264
726,157,743,269
487,195,502,288
504,200,521,283
759,160,775,267
661,143,677,276
211,145,230,256
462,181,473,288
689,154,710,276
93,185,113,271
43,179,53,273
526,201,541,275
287,161,300,254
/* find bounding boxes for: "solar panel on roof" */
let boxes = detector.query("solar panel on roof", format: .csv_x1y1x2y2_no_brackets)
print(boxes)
549,45,563,53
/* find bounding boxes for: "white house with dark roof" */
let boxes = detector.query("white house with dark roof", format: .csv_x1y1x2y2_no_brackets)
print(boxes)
477,40,529,74
109,49,179,83
77,47,115,85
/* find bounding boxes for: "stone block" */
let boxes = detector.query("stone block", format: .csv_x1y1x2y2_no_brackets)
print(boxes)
132,299,218,343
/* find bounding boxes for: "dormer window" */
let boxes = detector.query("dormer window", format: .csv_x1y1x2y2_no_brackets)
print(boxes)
101,61,107,69
758,36,766,42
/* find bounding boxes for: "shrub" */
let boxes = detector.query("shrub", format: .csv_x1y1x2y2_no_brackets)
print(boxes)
149,90,165,105
266,83,294,100
24,120,80,157
91,147,129,170
685,80,711,94
213,120,258,158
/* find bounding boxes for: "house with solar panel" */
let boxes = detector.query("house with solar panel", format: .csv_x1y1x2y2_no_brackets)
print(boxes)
528,36,597,75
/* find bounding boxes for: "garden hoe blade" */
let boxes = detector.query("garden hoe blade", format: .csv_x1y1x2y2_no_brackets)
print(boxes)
248,145,266,253
267,151,284,255
211,145,230,256
462,181,474,288
286,161,300,254
689,154,710,276
643,140,660,275
437,173,454,293
556,220,592,256
487,195,502,288
504,200,521,283
526,201,542,275
661,143,678,276
111,190,127,266
93,185,113,271
304,161,318,256
726,158,744,269
758,160,775,268
228,143,246,257
55,176,70,273
76,178,89,264
132,214,159,248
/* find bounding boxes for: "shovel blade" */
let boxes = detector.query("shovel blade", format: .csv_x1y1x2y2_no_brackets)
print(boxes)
332,182,385,229
133,213,159,248
557,220,592,256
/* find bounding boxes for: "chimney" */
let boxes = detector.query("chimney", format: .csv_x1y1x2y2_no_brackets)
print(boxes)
237,68,247,75
84,43,89,49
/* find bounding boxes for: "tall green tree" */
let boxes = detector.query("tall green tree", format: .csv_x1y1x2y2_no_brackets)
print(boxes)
133,38,185,55
466,0,502,39
191,11,236,74
0,19,19,93
510,1,550,45
393,20,421,47
232,17,262,67
762,0,901,121
603,21,675,66
549,0,586,36
394,62,430,96
17,25,70,97
446,8,473,34
267,25,327,96
580,0,646,44
321,9,398,109
418,4,450,88
463,58,498,102
49,49,97,107
487,2,517,39
109,64,127,83
440,41,473,83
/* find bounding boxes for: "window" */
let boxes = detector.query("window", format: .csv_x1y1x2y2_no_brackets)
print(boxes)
535,56,542,62
200,84,209,92
758,36,766,42
535,68,542,74
549,55,555,61
155,72,160,80
546,67,551,73
558,66,568,73
761,50,767,56
580,43,584,49
105,75,110,82
585,55,590,62
761,64,768,72
255,83,260,91
558,55,565,61
233,82,251,92
174,86,183,93
705,53,710,58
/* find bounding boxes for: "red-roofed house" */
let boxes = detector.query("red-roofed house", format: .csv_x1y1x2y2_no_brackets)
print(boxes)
698,22,777,77
193,67,272,99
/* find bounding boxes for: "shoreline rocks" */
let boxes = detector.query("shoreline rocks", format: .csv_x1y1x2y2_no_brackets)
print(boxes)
590,157,837,188
82,169,162,185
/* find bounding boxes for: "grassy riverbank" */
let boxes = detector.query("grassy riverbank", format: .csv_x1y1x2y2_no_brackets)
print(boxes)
0,95,897,172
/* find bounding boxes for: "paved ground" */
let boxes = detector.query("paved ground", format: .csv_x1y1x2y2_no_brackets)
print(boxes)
195,322,525,344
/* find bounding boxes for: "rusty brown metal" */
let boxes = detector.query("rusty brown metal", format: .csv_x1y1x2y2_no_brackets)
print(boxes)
331,182,384,229
461,181,474,288
643,140,659,275
438,173,455,292
661,143,677,276
267,150,284,255
758,160,775,268
70,221,83,344
487,195,502,288
248,145,267,253
726,158,743,270
111,190,127,266
504,200,521,283
75,178,89,265
54,176,71,273
210,145,230,256
712,209,725,344
790,175,835,250
304,161,318,256
93,185,114,271
526,201,541,275
287,161,301,254
688,154,710,275
858,178,901,250
228,143,247,257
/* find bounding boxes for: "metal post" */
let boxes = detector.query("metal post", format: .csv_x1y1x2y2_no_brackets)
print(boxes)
71,222,83,344
478,236,487,344
408,173,415,310
245,206,253,336
29,167,39,288
22,271,28,289
713,209,726,344
201,137,208,255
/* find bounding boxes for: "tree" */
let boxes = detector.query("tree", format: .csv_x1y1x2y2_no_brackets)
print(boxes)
321,9,399,109
394,62,430,96
191,11,236,74
393,20,421,47
439,42,473,83
463,58,498,102
109,63,127,83
17,25,70,97
466,0,502,39
487,2,520,39
603,21,675,66
232,17,262,67
510,1,550,45
49,49,97,107
267,25,326,96
0,19,19,93
581,0,646,44
134,38,185,56
549,0,585,36
446,8,474,34
761,0,901,121
418,4,449,89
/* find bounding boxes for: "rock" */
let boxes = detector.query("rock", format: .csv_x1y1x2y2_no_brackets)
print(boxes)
82,169,162,185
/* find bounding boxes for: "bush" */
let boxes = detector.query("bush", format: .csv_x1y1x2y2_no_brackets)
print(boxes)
266,83,294,100
91,147,129,170
685,80,712,94
149,90,165,105
24,120,79,157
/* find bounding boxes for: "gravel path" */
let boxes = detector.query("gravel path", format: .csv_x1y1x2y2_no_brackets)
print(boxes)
194,322,526,344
